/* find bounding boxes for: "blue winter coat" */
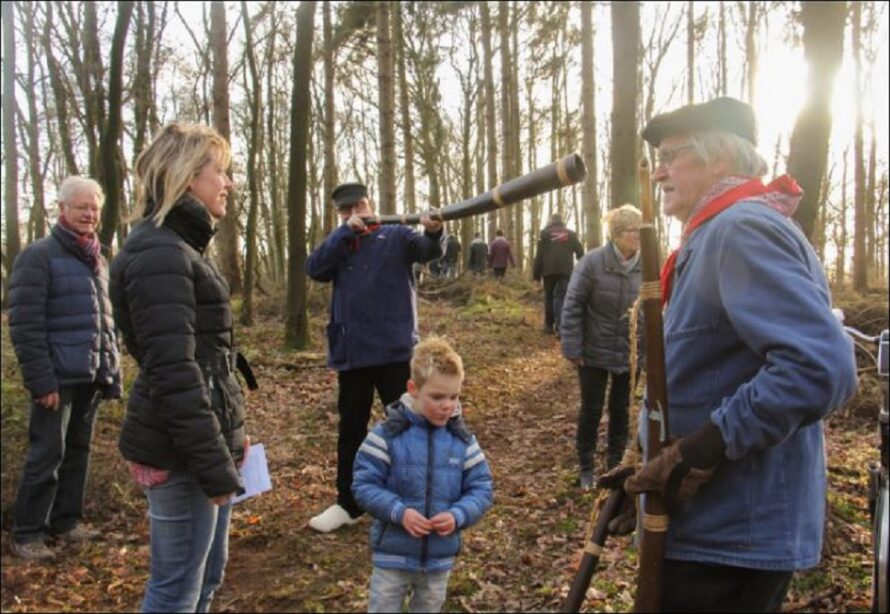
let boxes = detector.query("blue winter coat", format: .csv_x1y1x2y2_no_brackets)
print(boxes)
657,201,857,570
8,224,121,398
306,223,445,371
352,397,494,572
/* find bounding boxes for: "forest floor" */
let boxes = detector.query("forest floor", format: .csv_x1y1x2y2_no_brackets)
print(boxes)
1,275,887,613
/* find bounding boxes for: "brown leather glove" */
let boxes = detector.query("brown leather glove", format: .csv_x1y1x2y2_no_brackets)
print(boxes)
624,422,725,513
598,466,637,535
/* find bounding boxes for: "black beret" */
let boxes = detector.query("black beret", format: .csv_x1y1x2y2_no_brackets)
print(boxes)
642,96,757,147
331,182,368,208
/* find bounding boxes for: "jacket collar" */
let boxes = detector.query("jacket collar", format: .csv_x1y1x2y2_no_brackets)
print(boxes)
163,197,215,254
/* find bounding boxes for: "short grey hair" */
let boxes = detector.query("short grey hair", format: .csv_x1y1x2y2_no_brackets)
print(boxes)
58,176,105,206
687,131,768,177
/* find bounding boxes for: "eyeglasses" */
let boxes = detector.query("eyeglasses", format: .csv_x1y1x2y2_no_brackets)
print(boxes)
621,227,641,235
655,144,694,168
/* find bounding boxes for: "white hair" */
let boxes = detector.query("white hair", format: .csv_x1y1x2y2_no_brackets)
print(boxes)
687,131,768,177
58,176,105,206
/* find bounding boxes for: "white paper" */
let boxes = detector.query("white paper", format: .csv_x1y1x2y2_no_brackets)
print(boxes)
233,443,272,504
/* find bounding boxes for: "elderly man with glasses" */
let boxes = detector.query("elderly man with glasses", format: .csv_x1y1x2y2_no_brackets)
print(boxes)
603,96,858,612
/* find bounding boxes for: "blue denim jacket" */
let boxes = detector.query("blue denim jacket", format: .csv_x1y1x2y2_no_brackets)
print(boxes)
352,398,493,572
655,201,857,570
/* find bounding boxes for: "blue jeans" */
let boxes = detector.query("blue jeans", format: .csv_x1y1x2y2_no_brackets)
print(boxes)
13,383,100,543
141,472,232,613
368,567,451,613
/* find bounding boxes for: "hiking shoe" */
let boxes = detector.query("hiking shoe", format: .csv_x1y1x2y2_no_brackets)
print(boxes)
579,470,595,490
308,504,360,533
54,524,101,543
12,540,55,561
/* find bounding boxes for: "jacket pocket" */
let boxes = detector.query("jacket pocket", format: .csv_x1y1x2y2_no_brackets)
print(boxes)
326,322,348,364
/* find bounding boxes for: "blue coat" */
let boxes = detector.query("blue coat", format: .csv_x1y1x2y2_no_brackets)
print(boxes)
8,224,121,398
658,201,857,570
352,397,494,572
306,223,445,371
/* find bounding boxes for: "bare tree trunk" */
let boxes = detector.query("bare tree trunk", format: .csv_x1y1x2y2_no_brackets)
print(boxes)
787,1,846,242
98,1,134,250
837,149,848,288
610,1,640,210
43,3,79,177
3,0,21,291
267,5,286,281
498,2,513,238
82,2,107,180
480,1,498,238
743,2,759,104
851,1,867,292
376,1,396,215
866,124,876,281
718,1,727,96
210,0,242,293
284,0,316,349
322,0,337,234
581,1,601,249
510,3,523,266
687,0,695,104
240,0,262,326
393,4,416,215
22,2,46,240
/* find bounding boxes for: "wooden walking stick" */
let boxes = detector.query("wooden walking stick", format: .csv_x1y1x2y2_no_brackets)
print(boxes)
633,157,671,612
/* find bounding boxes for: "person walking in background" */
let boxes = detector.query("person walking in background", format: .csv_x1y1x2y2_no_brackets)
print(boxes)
602,96,858,612
533,213,584,336
353,337,493,613
487,229,515,279
560,205,643,489
305,182,445,533
111,123,253,612
7,176,122,561
467,232,488,277
444,233,461,279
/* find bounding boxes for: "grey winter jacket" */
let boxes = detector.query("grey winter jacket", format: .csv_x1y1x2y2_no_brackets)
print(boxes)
8,224,121,398
560,243,642,372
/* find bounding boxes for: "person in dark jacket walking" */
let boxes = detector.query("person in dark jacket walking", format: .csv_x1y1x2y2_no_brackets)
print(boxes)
487,229,516,278
443,234,461,279
353,337,493,612
110,123,250,612
8,176,122,561
560,204,642,489
306,182,445,533
533,213,584,335
467,233,488,276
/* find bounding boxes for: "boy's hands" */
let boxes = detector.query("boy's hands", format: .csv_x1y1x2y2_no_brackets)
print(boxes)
430,512,456,536
402,509,433,537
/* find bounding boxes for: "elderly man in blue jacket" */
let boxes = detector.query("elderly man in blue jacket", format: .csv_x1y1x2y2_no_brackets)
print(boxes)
603,97,858,612
306,182,446,533
8,176,121,561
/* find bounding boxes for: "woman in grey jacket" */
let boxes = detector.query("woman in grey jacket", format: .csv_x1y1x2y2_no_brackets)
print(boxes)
560,205,642,489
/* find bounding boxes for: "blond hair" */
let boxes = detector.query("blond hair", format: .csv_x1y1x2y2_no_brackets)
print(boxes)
410,336,464,389
604,204,642,240
133,123,231,225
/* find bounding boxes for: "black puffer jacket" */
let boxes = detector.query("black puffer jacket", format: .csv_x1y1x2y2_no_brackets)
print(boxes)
110,198,245,497
533,221,584,280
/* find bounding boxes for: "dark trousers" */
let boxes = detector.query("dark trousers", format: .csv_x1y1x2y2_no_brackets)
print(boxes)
337,362,411,517
576,366,630,472
543,275,569,333
14,383,101,543
661,560,793,612
492,267,506,278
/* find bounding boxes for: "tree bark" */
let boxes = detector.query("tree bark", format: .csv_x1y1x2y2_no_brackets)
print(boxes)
210,0,242,293
787,1,845,243
480,1,498,238
394,4,416,215
22,2,47,240
322,0,338,234
98,1,135,250
285,1,316,349
376,1,397,215
498,1,513,238
687,1,695,104
610,1,640,210
851,1,867,291
581,1,601,249
240,0,262,325
3,0,21,290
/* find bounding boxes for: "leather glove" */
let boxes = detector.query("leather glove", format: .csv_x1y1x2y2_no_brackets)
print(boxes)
624,422,726,514
598,465,637,535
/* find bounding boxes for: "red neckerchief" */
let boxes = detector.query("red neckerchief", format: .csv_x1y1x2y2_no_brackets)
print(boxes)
348,223,381,252
58,217,101,273
660,175,802,307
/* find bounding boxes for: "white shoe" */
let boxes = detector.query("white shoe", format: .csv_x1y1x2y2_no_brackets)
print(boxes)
308,504,360,533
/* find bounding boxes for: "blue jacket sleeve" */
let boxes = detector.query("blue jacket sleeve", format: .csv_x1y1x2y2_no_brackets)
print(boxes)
306,224,354,282
8,243,58,397
352,429,407,524
712,210,858,460
448,436,494,529
404,227,446,264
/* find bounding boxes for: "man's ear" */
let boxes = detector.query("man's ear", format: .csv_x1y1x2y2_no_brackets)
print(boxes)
406,379,418,397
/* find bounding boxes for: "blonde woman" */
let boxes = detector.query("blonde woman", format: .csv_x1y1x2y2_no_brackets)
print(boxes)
110,123,249,612
560,204,643,489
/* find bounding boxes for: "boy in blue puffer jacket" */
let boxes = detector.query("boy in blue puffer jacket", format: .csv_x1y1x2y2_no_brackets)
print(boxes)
353,337,493,612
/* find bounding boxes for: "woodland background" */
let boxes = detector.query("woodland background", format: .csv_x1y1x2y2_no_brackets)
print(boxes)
1,1,889,612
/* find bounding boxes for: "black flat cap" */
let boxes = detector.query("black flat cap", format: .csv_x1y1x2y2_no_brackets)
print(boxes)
331,182,368,208
642,96,757,147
